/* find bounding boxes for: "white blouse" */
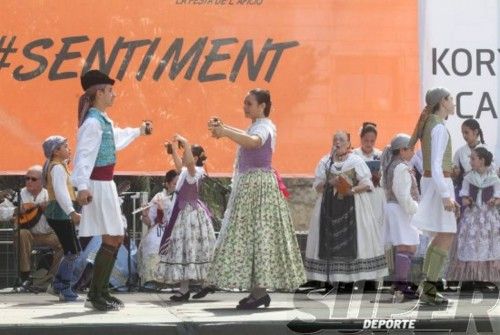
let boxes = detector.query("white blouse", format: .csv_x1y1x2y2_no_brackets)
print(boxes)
430,123,452,198
392,163,418,215
312,153,374,190
247,118,276,151
147,190,176,226
177,166,206,187
353,147,382,161
72,111,140,191
50,164,75,215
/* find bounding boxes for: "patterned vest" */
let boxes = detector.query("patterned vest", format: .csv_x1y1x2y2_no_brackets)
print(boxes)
85,108,116,167
469,184,494,204
45,161,76,220
384,159,419,203
422,114,453,173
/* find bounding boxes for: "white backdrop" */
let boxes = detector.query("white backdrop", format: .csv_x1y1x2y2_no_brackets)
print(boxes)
420,0,500,163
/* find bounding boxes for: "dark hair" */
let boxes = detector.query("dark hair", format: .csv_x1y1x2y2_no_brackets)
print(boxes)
249,88,272,117
391,148,401,156
164,169,178,184
462,119,485,144
473,147,493,167
191,144,206,167
360,122,378,138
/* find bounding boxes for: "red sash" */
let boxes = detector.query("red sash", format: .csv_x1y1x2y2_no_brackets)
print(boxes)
90,164,115,181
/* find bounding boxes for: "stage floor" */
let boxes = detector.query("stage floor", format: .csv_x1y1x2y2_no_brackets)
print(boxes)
0,289,499,334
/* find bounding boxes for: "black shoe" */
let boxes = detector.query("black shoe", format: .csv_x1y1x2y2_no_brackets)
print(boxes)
18,279,43,293
459,281,475,292
362,280,378,292
170,291,190,302
84,297,118,311
238,294,252,305
338,282,353,294
16,279,33,292
192,286,216,299
402,289,419,300
435,280,445,292
102,293,124,309
236,294,271,310
473,281,498,293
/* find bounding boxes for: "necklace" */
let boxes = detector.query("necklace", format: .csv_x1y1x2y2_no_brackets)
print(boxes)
333,160,344,172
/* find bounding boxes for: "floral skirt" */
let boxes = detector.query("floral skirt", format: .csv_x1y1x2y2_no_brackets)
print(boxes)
207,169,306,291
155,204,215,283
447,205,500,281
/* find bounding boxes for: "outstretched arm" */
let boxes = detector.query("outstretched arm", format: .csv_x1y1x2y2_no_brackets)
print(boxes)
212,125,262,149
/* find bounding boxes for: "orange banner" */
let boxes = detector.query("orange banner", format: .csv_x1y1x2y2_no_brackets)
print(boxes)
0,0,418,176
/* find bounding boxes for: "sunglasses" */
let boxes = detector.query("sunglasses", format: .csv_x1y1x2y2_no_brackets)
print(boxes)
25,176,39,182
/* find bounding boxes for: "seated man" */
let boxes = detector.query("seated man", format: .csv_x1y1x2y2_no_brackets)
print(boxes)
17,165,63,288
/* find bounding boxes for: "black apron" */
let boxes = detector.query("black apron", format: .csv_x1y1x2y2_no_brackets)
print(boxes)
318,157,357,261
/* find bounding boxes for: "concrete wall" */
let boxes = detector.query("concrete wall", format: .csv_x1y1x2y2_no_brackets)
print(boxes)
284,178,317,232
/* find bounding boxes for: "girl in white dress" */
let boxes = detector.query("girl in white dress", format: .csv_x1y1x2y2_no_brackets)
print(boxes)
381,134,420,302
137,169,178,289
353,122,385,228
447,147,500,283
408,87,458,305
452,119,488,201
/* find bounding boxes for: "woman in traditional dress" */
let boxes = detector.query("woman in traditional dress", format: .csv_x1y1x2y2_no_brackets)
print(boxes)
156,135,215,301
304,131,388,285
353,122,386,228
207,88,306,309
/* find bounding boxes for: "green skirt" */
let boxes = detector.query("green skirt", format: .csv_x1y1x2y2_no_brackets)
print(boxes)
207,169,306,291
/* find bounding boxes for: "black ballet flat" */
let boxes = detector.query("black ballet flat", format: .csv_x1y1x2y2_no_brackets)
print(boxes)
192,286,216,299
238,295,251,305
170,291,190,302
236,294,271,310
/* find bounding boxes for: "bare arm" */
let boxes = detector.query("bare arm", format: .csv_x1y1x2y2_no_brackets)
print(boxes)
216,125,262,149
223,124,247,135
208,118,261,149
175,134,196,177
165,141,183,173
